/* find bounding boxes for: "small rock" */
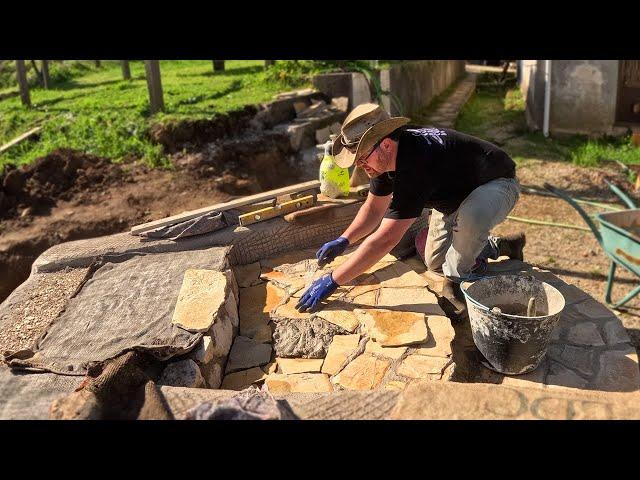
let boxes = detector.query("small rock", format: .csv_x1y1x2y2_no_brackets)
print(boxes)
225,336,272,374
158,359,205,388
331,97,348,112
20,206,33,218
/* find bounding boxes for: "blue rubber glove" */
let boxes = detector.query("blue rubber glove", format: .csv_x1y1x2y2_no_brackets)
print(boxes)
295,273,339,312
316,237,349,267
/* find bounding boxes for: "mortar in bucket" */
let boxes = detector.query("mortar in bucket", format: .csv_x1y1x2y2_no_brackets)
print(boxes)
461,274,565,375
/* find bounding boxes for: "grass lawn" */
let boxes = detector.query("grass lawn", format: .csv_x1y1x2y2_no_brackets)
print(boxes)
0,60,309,168
455,74,640,168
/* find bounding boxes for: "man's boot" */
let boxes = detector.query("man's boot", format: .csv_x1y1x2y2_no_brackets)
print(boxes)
437,277,468,321
495,232,526,261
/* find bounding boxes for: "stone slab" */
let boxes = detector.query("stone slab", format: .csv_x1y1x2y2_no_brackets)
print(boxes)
356,308,428,346
225,336,272,373
265,373,333,394
221,367,267,390
314,303,360,332
321,334,361,375
591,348,640,392
158,359,205,388
276,357,325,374
365,341,407,360
171,269,229,333
376,287,445,316
413,315,455,358
397,355,450,380
390,381,640,420
332,354,391,390
233,262,262,288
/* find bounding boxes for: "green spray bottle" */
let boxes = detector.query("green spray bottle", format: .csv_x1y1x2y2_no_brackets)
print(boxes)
318,139,350,198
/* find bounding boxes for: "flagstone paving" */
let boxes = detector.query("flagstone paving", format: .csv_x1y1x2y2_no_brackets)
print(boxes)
214,249,639,405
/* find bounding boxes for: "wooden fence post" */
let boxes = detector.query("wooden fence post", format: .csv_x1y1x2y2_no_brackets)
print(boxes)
213,60,225,72
15,60,31,107
121,61,131,80
265,60,275,69
95,60,101,68
41,60,50,89
144,60,164,113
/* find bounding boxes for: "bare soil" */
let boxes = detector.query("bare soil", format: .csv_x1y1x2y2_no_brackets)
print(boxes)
493,158,640,351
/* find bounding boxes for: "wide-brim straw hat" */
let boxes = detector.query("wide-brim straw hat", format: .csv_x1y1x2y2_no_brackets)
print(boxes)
332,103,410,168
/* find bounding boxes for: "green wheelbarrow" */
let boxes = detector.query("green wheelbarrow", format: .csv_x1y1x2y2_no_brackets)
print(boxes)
544,181,640,308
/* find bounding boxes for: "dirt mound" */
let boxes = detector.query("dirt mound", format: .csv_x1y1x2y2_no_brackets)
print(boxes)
0,149,129,219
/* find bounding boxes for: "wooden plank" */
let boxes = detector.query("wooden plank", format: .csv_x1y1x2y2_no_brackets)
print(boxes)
0,126,42,155
239,195,315,226
130,180,321,235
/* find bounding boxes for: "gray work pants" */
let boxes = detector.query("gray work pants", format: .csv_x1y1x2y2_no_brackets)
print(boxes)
424,177,520,282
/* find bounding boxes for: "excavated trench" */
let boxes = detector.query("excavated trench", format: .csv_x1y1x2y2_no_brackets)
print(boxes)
1,91,339,303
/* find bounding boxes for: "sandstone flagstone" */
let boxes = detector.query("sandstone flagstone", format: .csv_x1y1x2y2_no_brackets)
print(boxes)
373,262,429,288
276,357,325,374
356,308,428,346
397,355,450,380
333,354,390,390
239,283,284,342
201,358,225,389
225,336,272,373
545,362,588,390
262,361,278,374
189,336,214,365
321,334,361,375
265,373,333,394
376,287,445,316
603,319,631,345
365,340,407,360
566,322,605,346
221,367,267,390
384,380,408,391
413,315,455,358
591,348,640,392
172,269,232,333
314,303,360,332
273,297,314,320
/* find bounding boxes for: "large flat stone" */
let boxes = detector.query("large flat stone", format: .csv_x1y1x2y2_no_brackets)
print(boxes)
171,269,231,333
332,354,391,390
208,309,234,359
221,367,267,390
233,262,262,288
591,348,640,392
397,355,450,380
376,287,445,316
372,262,429,288
201,358,225,389
225,336,272,373
573,298,616,319
413,315,455,358
603,319,631,345
545,362,588,390
356,308,428,346
265,373,333,393
276,357,325,374
314,303,360,332
321,334,361,375
365,341,407,360
272,317,347,358
239,283,284,342
390,380,640,419
158,359,205,388
272,297,314,320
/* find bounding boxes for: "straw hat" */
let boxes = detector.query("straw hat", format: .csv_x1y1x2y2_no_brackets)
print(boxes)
331,103,410,168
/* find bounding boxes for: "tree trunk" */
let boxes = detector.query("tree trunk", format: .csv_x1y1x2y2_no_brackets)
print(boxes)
264,60,275,69
41,60,50,89
144,60,164,113
15,60,31,107
95,60,101,68
121,61,131,80
213,60,225,72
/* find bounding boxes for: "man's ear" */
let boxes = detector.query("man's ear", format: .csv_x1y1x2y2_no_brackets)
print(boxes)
380,137,394,150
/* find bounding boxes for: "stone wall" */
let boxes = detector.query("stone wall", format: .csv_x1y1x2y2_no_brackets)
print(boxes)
313,61,466,117
379,60,466,116
521,60,625,136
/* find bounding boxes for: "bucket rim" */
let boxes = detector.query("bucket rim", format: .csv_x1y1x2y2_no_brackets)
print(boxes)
460,274,566,320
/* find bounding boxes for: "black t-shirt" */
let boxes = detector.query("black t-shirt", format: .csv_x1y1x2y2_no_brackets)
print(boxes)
369,126,516,218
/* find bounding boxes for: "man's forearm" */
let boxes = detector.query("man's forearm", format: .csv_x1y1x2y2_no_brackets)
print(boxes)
341,197,388,245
